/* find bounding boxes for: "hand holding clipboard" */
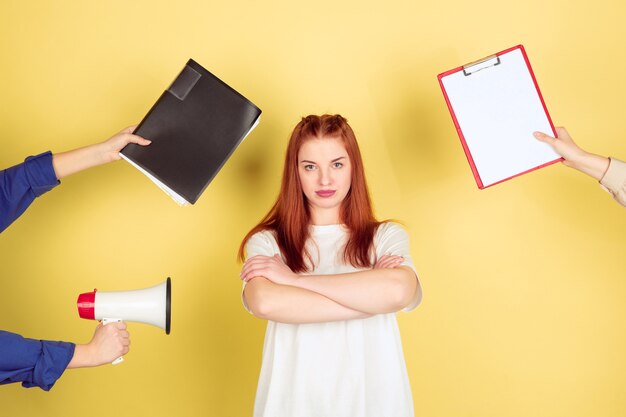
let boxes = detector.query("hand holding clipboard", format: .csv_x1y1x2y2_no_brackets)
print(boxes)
438,45,561,188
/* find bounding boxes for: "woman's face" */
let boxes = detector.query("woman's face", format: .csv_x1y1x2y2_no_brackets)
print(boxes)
297,136,352,223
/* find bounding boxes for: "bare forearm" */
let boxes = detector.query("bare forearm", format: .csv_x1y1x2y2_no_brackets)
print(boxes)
51,126,150,179
244,278,372,324
67,344,95,368
293,267,418,315
52,143,112,179
565,152,610,181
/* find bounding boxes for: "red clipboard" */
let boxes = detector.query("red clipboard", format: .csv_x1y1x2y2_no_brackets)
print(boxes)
438,45,561,189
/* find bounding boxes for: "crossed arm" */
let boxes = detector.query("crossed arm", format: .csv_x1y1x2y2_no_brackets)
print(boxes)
241,254,420,324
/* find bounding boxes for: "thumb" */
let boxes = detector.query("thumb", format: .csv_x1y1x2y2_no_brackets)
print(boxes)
127,134,151,146
533,131,556,145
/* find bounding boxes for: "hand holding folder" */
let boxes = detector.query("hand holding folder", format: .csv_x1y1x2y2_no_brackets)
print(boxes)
438,45,560,188
121,59,262,205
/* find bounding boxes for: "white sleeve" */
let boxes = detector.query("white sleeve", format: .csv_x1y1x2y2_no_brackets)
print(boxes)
241,231,278,313
375,222,422,312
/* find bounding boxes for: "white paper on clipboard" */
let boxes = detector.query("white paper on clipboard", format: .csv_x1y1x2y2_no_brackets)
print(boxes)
438,45,561,188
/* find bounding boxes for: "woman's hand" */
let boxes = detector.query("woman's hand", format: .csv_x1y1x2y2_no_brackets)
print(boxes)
533,127,587,165
52,125,151,179
241,254,298,285
98,125,151,163
374,254,404,269
67,321,130,368
533,127,609,180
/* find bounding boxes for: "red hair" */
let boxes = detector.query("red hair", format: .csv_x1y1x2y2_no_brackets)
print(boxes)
238,114,382,272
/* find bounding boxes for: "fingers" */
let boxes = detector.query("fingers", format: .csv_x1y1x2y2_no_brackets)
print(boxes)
534,127,573,145
90,321,132,365
241,262,271,282
240,255,279,281
115,329,130,355
116,132,150,147
111,321,127,330
374,255,404,269
102,322,130,341
381,258,404,268
117,126,150,146
127,133,151,146
241,257,270,274
118,327,131,355
554,126,573,143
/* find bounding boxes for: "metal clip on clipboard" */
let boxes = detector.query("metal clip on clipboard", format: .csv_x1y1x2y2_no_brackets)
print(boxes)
463,55,501,76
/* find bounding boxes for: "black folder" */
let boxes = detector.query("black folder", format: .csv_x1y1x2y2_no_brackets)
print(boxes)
120,59,262,205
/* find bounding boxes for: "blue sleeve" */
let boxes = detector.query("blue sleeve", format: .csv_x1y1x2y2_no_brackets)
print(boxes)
0,151,60,233
0,330,75,391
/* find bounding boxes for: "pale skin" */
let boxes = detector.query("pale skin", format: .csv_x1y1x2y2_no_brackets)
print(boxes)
54,126,149,368
534,127,610,181
241,137,419,324
52,126,151,179
67,322,130,368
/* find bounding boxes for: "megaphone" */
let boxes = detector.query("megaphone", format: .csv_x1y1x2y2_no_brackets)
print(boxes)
76,277,171,364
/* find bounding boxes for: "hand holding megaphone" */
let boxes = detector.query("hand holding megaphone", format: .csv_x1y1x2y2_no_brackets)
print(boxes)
100,319,129,365
67,321,130,368
90,321,130,365
77,278,171,365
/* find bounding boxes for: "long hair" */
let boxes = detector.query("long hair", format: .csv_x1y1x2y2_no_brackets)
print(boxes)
238,114,382,272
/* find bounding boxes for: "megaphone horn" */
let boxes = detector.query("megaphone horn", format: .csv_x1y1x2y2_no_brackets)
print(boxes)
77,277,171,335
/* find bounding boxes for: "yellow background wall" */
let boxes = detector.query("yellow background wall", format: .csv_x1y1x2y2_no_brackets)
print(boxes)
1,1,625,416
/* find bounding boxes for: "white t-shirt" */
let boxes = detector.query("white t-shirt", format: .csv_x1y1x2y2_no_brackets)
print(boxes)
243,222,422,417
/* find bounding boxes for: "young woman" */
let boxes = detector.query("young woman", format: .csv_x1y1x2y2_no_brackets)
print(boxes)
238,114,422,417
